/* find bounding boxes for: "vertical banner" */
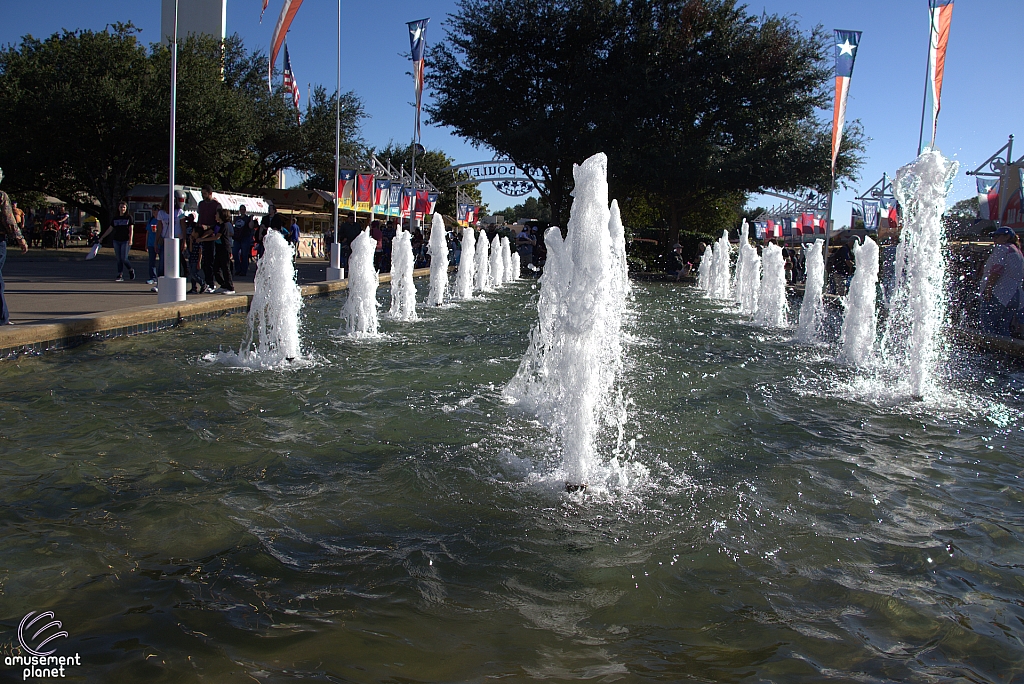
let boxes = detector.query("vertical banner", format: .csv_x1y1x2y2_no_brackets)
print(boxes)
407,19,429,143
766,220,776,239
1001,166,1024,229
427,192,439,215
373,179,392,214
401,186,416,219
921,0,954,154
800,212,814,236
832,29,862,173
388,184,403,218
338,170,355,210
414,189,430,220
457,203,470,227
862,201,880,231
356,174,374,212
754,222,766,240
851,204,864,229
269,0,304,90
976,178,1000,221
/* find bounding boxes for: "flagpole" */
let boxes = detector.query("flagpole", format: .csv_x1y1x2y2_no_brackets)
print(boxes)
158,0,186,303
327,0,343,281
916,18,931,156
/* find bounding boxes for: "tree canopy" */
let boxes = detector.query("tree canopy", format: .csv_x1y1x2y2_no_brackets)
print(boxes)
0,24,364,228
426,0,866,236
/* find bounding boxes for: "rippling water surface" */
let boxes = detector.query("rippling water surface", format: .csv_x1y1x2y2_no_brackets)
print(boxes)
1,281,1022,682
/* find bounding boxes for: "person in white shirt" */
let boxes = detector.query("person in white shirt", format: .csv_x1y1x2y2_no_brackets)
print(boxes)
154,192,186,290
979,226,1024,336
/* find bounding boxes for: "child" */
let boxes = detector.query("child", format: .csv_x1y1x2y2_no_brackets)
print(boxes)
187,220,206,294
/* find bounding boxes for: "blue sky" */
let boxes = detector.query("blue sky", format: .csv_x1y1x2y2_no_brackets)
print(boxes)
2,0,1021,223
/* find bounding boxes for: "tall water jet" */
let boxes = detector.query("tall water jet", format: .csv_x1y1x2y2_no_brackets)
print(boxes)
388,226,418,322
707,231,732,300
880,149,958,396
341,228,380,337
697,244,713,292
475,229,491,292
509,252,521,282
454,225,476,300
213,230,302,368
839,236,879,365
796,240,825,343
754,243,788,328
500,236,513,285
504,153,629,492
426,214,449,307
489,235,504,287
734,220,761,316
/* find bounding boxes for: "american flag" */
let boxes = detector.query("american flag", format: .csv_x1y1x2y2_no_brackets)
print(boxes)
282,44,300,122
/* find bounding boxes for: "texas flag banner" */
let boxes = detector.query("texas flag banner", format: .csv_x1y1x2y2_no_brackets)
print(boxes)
800,212,815,235
373,179,392,212
356,174,374,212
337,170,355,210
815,217,826,234
401,186,416,219
414,190,430,220
427,192,439,215
765,220,777,239
977,178,1000,220
408,18,429,143
388,184,404,217
831,29,862,174
466,205,479,225
921,0,954,154
269,0,304,90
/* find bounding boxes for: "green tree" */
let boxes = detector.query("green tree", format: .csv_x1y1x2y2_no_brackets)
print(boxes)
496,196,551,223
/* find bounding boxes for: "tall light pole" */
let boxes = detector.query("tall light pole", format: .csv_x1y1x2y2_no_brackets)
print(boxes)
326,0,344,281
158,0,187,302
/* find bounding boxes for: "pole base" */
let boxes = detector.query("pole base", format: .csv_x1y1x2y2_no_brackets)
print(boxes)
326,267,345,281
157,276,187,303
565,483,588,494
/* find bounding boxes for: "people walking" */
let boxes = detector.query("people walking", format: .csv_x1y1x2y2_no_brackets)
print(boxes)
146,204,160,283
98,201,136,281
213,208,235,294
0,168,29,325
233,205,253,276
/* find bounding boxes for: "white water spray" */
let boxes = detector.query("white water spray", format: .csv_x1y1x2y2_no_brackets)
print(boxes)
500,236,513,285
707,231,732,300
489,235,504,287
455,226,476,299
839,237,879,365
697,244,713,292
510,252,521,282
754,243,788,328
475,229,491,292
880,149,958,396
504,153,630,490
211,230,302,368
795,240,825,343
426,215,449,307
734,221,761,316
341,228,380,337
388,227,418,322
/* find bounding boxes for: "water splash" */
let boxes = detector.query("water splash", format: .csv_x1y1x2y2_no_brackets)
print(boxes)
504,153,630,491
509,252,521,282
697,244,713,292
839,237,879,365
796,240,825,343
754,243,788,328
426,214,449,307
340,228,380,337
734,220,761,316
489,235,505,288
475,229,492,293
209,230,302,368
500,236,513,286
388,226,418,322
707,231,733,300
880,149,958,397
454,226,476,300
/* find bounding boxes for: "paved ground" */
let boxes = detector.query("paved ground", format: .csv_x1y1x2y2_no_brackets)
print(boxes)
2,246,334,324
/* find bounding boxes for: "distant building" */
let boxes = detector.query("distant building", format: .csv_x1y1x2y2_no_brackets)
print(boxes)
161,0,226,43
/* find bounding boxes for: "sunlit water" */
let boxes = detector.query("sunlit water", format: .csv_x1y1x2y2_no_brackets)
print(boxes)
0,282,1022,682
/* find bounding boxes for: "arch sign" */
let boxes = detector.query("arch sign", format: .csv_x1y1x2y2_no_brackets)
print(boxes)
444,158,539,198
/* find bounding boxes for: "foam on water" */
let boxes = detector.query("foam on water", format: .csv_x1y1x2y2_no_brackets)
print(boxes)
340,228,380,337
455,226,476,300
426,214,449,307
208,230,303,369
879,149,958,397
734,220,761,316
754,243,788,328
504,153,631,490
489,235,504,288
388,226,418,322
475,229,492,293
796,240,825,343
707,231,732,300
839,236,879,365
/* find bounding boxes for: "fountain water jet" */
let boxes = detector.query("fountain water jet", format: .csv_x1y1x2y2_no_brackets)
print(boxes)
879,149,958,397
454,225,476,300
754,243,788,328
504,153,630,492
475,229,491,292
839,236,879,365
426,214,449,307
500,236,513,285
489,235,504,287
796,240,825,343
707,231,732,300
388,227,418,322
696,244,713,292
509,252,521,282
340,228,380,337
734,220,761,316
210,230,302,368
